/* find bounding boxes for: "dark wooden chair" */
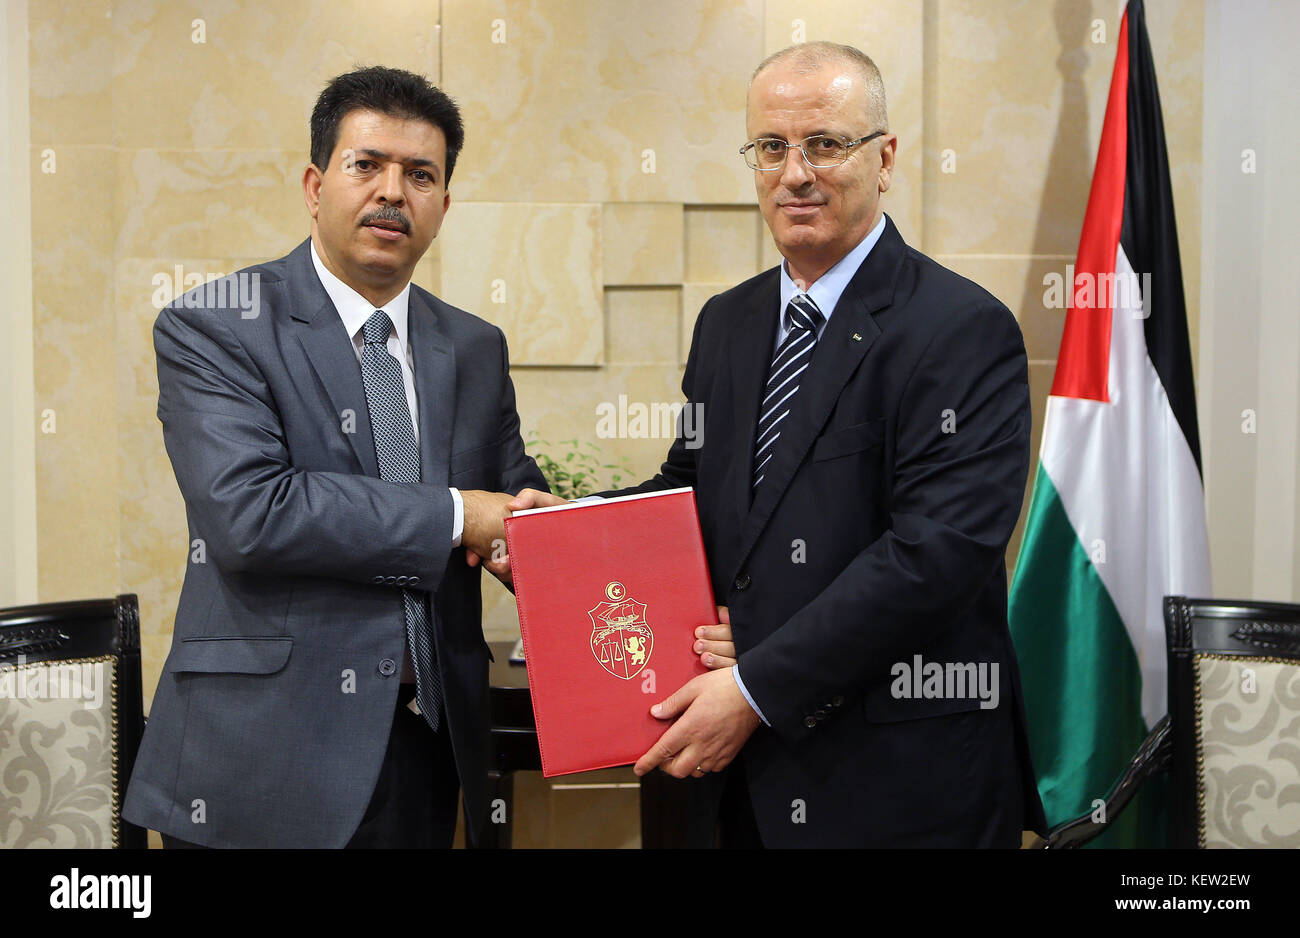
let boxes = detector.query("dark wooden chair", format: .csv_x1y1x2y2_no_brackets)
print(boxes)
1035,596,1300,848
0,594,147,848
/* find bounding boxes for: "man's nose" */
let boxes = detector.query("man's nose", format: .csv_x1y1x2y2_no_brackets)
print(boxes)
377,163,406,203
778,144,816,190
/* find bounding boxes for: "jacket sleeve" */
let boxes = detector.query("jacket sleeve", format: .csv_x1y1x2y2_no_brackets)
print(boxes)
154,303,454,590
737,296,1032,744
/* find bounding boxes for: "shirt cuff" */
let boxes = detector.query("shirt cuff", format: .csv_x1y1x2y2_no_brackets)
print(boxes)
732,664,769,726
449,487,464,547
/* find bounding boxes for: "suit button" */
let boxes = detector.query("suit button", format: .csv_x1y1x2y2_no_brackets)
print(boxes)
815,709,827,720
803,716,817,728
372,575,384,584
734,574,751,591
384,576,397,585
395,576,409,586
409,576,420,585
378,659,397,677
831,695,844,707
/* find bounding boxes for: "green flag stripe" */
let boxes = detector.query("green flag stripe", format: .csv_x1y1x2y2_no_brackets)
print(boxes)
1010,464,1157,846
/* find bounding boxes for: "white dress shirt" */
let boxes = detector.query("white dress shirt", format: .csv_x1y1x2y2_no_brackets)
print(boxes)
309,239,464,546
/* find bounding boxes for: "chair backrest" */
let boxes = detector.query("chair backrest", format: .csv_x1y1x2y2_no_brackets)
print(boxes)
0,595,146,848
1165,595,1300,849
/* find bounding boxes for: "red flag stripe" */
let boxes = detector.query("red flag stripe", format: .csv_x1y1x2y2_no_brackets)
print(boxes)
1050,9,1130,402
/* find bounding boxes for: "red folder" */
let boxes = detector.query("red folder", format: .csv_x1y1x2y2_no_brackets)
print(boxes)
504,488,715,777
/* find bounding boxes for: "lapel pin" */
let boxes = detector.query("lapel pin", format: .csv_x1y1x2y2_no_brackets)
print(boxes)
852,333,863,342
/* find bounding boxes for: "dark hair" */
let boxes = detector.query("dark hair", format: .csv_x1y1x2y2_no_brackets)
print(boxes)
310,65,465,183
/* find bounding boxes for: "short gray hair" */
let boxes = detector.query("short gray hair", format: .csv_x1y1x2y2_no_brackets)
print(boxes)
751,41,888,130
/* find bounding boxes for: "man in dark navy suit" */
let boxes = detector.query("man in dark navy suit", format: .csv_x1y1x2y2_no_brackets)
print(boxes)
515,42,1046,847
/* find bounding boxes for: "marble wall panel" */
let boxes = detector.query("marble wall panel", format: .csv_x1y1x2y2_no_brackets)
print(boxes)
442,0,762,203
926,0,1115,257
31,146,119,602
602,203,683,286
27,0,113,147
438,201,603,365
109,0,440,152
606,287,680,365
684,205,764,285
416,242,441,298
114,147,309,261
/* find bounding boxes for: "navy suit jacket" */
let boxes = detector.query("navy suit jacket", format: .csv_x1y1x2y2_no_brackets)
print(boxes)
123,238,545,847
612,217,1047,846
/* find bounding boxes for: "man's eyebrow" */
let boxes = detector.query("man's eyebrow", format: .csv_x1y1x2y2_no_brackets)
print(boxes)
354,147,440,171
751,129,849,140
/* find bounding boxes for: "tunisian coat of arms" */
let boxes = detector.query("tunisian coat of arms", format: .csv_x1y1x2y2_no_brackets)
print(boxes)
588,581,654,680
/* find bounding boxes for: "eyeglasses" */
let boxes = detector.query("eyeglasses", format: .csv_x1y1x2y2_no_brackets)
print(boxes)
739,132,887,171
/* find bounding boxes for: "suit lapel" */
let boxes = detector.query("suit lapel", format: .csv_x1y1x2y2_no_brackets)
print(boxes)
407,291,455,486
288,240,381,478
727,272,781,526
732,217,906,576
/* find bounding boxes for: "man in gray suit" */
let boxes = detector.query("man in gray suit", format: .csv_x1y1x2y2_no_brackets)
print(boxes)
123,66,544,847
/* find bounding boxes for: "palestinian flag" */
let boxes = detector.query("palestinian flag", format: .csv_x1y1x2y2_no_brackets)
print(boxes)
1008,0,1211,848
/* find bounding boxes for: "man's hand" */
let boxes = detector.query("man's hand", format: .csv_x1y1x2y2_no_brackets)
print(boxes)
695,605,736,669
633,668,761,779
459,490,513,560
464,544,513,585
464,488,566,585
507,487,568,512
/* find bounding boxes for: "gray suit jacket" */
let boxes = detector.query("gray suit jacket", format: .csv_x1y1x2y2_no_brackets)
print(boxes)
123,238,545,847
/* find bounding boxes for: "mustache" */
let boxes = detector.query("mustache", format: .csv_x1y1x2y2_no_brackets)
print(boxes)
774,188,826,206
776,192,826,207
360,206,411,234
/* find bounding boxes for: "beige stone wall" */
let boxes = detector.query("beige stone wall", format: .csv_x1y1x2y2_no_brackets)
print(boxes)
25,0,1203,709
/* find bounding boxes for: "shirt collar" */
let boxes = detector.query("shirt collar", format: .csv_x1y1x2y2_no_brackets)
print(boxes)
309,237,412,349
779,212,887,326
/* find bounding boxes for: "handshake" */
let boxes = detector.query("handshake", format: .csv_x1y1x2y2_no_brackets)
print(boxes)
459,487,566,585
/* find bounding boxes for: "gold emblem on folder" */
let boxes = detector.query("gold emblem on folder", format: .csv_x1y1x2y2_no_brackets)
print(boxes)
589,581,654,680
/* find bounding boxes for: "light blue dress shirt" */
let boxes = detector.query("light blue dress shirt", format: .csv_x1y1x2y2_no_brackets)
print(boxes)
732,213,888,725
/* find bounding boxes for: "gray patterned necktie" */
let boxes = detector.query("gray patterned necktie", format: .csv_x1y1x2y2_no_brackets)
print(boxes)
753,294,825,489
358,309,443,732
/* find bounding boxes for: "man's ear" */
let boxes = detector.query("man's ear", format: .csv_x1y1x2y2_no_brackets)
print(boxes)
303,164,324,218
877,134,897,193
432,189,451,239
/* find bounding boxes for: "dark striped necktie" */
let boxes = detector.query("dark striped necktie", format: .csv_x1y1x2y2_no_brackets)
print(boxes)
358,309,443,733
753,293,825,490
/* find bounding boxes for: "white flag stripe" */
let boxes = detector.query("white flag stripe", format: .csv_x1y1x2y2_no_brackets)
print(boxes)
1038,243,1211,727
